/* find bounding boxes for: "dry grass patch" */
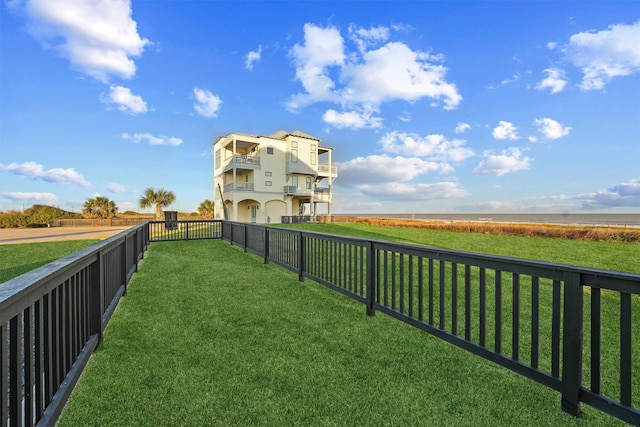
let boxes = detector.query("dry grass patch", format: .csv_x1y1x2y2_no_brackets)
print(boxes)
357,217,640,243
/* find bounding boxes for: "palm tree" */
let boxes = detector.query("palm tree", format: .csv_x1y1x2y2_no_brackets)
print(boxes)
139,188,176,220
82,196,118,219
198,199,215,219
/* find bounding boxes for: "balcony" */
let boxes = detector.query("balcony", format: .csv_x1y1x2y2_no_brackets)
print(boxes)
224,182,254,192
318,164,337,177
223,154,261,172
313,187,331,202
284,185,312,196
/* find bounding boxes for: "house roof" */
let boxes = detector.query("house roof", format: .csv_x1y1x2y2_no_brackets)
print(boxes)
269,129,320,141
214,130,326,146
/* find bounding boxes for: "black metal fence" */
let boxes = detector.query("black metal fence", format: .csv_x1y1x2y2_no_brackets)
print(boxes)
2,220,638,425
148,220,222,242
223,221,640,425
0,223,149,426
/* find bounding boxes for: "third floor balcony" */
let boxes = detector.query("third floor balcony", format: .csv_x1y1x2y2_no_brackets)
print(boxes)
223,154,261,172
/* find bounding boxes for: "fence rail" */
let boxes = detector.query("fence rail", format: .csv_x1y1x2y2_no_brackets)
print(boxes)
223,221,640,425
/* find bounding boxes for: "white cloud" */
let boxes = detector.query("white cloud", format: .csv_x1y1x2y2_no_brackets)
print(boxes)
287,23,461,118
121,132,182,146
348,24,390,54
342,41,462,109
106,182,128,193
1,191,59,205
492,121,519,140
580,178,640,208
379,131,474,163
322,109,383,129
473,148,532,176
193,88,222,118
288,23,345,109
455,122,471,134
12,0,149,82
359,182,469,201
0,161,90,186
563,21,640,90
398,111,411,122
336,154,443,186
245,45,262,70
456,201,521,212
455,179,640,212
534,118,571,140
535,68,567,94
101,85,148,114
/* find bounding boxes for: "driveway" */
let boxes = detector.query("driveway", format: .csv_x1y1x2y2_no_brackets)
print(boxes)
0,226,132,245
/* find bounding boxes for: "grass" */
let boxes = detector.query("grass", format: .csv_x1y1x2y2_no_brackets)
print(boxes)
58,240,630,426
0,240,99,283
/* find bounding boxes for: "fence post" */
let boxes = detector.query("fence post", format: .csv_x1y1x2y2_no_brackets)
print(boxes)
121,238,127,294
186,221,189,240
264,227,269,264
298,232,305,282
243,224,248,253
366,240,376,316
561,271,583,417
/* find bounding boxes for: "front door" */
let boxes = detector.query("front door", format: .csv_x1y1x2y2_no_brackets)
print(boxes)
250,205,258,223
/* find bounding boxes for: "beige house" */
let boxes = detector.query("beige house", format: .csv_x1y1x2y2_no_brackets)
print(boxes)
213,130,337,223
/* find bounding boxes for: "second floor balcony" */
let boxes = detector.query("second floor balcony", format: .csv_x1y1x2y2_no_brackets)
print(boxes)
313,187,331,201
224,182,254,192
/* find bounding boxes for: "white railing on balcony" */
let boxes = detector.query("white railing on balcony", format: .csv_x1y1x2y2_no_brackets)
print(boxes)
318,164,337,175
284,186,313,196
223,155,261,171
224,182,254,192
313,187,331,201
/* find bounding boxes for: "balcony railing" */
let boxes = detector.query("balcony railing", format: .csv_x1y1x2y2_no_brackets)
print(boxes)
313,187,331,201
318,164,338,176
223,155,260,171
223,182,254,192
283,185,313,196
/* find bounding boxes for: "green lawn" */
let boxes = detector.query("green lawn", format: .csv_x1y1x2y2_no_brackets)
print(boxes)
0,240,99,283
58,239,630,426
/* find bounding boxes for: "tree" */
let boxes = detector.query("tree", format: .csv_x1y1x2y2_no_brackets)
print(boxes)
139,188,176,220
82,197,118,219
198,199,215,219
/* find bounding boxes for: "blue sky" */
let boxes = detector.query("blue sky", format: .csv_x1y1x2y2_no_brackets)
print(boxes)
1,1,639,214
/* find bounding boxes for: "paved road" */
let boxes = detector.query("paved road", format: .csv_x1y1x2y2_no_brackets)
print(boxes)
0,226,132,245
